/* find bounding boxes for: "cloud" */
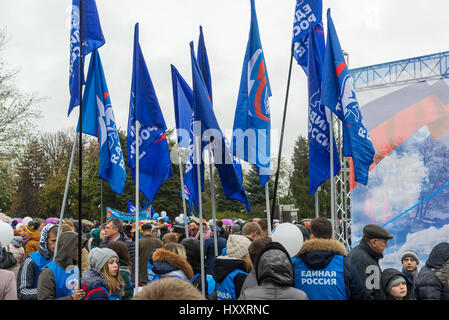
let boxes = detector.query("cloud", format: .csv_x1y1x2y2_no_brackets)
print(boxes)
381,223,449,270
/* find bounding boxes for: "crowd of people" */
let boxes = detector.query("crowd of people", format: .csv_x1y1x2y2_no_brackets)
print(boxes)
0,214,449,301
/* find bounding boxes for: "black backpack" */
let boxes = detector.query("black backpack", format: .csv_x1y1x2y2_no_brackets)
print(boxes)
0,247,17,269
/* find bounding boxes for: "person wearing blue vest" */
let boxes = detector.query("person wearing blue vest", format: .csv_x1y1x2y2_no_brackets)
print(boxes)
181,238,217,300
292,217,365,300
82,247,123,300
213,234,251,300
17,223,58,300
37,231,85,300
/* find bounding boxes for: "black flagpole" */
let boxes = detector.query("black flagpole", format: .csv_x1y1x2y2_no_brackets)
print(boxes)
78,0,84,286
271,46,294,230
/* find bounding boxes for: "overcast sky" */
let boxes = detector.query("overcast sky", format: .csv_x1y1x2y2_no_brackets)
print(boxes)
1,0,449,163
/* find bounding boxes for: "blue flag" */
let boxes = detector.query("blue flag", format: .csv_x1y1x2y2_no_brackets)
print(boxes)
170,65,204,214
190,42,250,212
127,200,136,213
197,26,213,106
321,10,375,185
232,0,271,188
182,112,204,214
291,0,324,75
80,50,126,194
126,23,173,203
170,65,194,148
68,0,105,116
307,27,340,195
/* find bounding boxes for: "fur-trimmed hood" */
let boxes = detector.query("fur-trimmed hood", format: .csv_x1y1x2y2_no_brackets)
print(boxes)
152,248,194,280
298,238,347,256
296,238,347,270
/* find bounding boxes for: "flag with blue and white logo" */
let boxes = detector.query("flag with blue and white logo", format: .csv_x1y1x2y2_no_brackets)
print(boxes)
126,23,173,203
321,9,375,185
232,0,271,188
80,50,126,194
307,27,340,195
291,0,324,75
68,0,105,116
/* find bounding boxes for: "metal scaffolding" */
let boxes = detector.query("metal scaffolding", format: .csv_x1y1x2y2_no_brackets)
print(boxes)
332,50,449,247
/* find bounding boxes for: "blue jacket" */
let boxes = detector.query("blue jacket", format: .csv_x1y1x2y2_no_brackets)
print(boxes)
293,238,364,300
204,237,227,275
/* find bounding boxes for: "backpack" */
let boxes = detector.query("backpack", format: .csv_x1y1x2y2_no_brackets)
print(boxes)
0,247,17,269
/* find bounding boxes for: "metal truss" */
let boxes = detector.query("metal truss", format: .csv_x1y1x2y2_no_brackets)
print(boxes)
333,51,449,248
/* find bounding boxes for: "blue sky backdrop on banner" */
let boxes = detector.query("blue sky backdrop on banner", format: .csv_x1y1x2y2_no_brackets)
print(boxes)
2,1,449,165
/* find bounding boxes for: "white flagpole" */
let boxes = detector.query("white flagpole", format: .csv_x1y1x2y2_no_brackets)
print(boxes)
265,183,272,235
54,132,77,258
329,115,336,240
194,131,206,298
209,148,218,257
135,120,140,293
177,147,189,238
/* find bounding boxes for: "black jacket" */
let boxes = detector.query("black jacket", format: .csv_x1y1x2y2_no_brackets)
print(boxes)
347,240,384,300
381,268,413,300
213,257,247,299
296,238,365,300
415,242,449,300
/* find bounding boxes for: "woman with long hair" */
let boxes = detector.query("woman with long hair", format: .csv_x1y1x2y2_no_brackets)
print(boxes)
82,248,124,300
106,241,134,299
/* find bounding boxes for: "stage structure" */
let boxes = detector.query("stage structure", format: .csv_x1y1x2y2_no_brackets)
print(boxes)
333,50,449,249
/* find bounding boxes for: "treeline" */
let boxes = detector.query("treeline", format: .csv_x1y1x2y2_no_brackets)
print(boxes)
0,129,333,222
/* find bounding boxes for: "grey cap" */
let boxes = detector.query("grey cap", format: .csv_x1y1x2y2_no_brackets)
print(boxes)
386,275,406,293
363,224,393,240
401,249,419,264
231,223,241,234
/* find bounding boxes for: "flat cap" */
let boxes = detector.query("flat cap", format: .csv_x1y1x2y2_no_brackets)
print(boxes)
363,224,393,240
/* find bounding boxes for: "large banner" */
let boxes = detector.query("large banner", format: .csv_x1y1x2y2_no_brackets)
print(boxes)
350,79,449,270
106,206,153,221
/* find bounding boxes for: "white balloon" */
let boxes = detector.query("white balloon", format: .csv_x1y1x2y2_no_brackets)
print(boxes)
271,223,304,258
161,211,167,218
22,216,33,226
0,222,14,248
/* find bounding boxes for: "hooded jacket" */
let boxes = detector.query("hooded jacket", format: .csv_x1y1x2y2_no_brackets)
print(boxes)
17,224,56,300
81,268,109,300
213,256,248,299
415,242,449,300
293,238,365,300
347,239,384,300
37,231,79,300
381,268,413,300
239,242,308,300
152,248,194,281
24,228,41,257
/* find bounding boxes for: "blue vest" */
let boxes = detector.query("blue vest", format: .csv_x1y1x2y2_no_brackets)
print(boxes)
46,262,79,299
28,252,52,288
191,273,216,296
292,255,347,300
216,269,247,300
147,261,160,283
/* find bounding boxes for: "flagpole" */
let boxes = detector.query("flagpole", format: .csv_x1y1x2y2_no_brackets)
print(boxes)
135,120,140,292
209,148,218,257
177,147,189,238
315,190,319,218
265,183,272,235
195,130,206,298
271,47,294,228
54,131,77,258
329,114,336,240
77,0,84,287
